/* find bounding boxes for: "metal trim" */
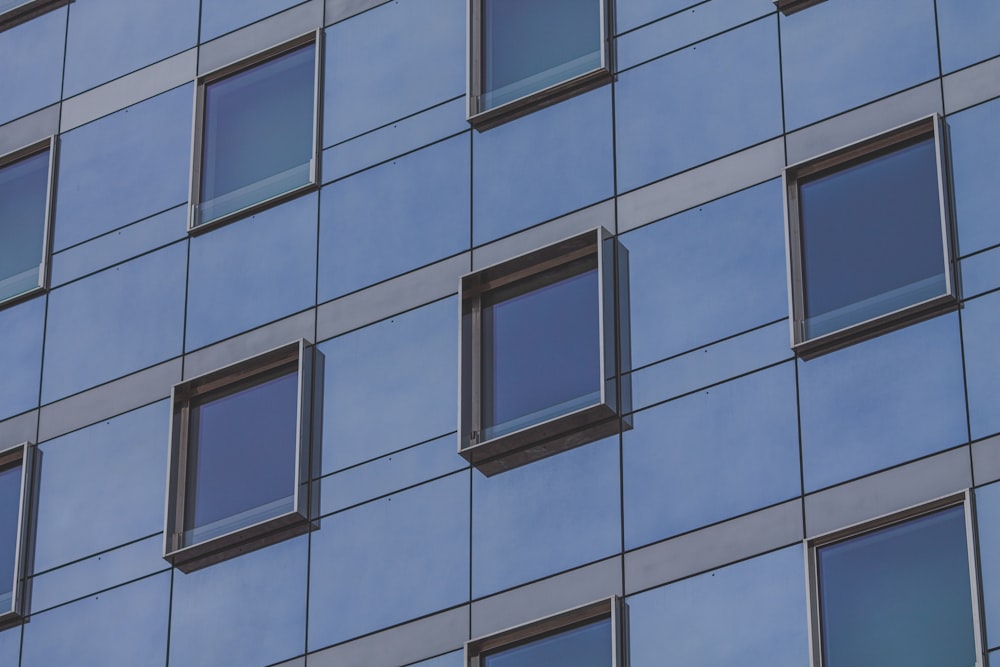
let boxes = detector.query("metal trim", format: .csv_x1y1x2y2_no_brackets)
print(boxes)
774,0,828,16
0,441,32,628
0,0,70,32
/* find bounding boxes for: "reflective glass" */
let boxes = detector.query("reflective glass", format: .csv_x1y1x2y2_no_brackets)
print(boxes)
199,0,301,41
409,650,463,667
0,626,19,667
0,460,21,611
0,296,44,421
198,44,315,225
817,506,975,667
184,367,298,545
976,482,1000,649
481,0,601,110
484,617,610,667
0,148,47,303
959,245,1000,300
0,7,65,125
937,0,1000,74
962,291,1000,441
615,0,697,33
949,98,1000,256
798,137,946,339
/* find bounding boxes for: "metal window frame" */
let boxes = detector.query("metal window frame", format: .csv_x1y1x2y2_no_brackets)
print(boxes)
804,491,986,667
163,339,320,573
187,30,323,233
0,136,57,309
0,441,33,628
458,227,631,476
465,596,627,667
466,0,614,130
783,114,957,358
0,0,70,32
773,0,827,16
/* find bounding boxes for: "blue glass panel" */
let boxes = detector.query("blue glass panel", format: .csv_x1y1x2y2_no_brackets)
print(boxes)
949,98,1000,256
307,472,469,650
977,482,1000,649
623,363,799,550
409,650,463,667
963,291,1000,440
615,17,781,192
41,243,186,402
937,0,1000,74
480,0,601,110
198,44,315,225
780,0,938,130
199,0,301,41
0,291,44,421
623,179,786,367
817,506,975,667
472,86,613,245
20,573,170,667
323,0,465,145
62,0,199,96
33,401,169,573
798,313,966,492
54,85,191,251
472,435,619,597
185,193,317,351
319,298,457,473
0,148,47,303
317,136,469,301
0,7,64,124
0,626,19,666
615,0,697,33
0,461,21,609
170,535,307,667
484,617,610,667
959,246,1000,300
627,546,808,666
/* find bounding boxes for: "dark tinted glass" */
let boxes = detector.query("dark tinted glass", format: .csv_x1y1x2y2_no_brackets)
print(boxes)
484,617,611,667
799,137,945,339
0,462,21,607
184,367,298,544
0,149,47,302
199,44,314,224
817,506,976,667
482,0,601,109
482,259,600,440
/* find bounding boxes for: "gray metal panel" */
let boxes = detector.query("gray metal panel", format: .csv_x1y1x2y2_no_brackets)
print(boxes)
0,104,58,156
804,446,972,537
972,434,1000,487
624,499,803,595
0,411,36,452
942,55,1000,115
325,0,392,26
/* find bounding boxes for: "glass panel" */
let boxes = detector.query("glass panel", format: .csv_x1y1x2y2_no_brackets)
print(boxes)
976,482,1000,649
199,44,315,225
0,297,44,421
0,7,65,126
937,0,1000,74
484,617,611,667
0,461,21,612
0,149,47,303
949,98,1000,257
962,291,1000,441
199,0,301,42
817,506,976,667
615,0,697,34
184,367,298,545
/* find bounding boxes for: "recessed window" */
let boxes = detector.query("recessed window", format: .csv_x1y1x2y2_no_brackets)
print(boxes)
466,597,624,667
190,33,320,230
784,115,956,357
0,139,54,307
0,442,32,627
460,228,630,475
808,496,982,667
164,340,320,572
468,0,612,129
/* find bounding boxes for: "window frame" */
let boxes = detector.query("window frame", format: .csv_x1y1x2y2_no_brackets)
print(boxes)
466,0,614,130
188,30,323,233
465,596,626,667
773,0,827,16
459,227,630,476
804,491,986,667
163,339,320,572
0,0,70,32
0,441,33,628
0,136,56,309
783,114,957,358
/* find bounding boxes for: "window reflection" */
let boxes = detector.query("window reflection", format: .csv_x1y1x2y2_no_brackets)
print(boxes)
0,461,21,613
484,617,611,667
0,147,49,305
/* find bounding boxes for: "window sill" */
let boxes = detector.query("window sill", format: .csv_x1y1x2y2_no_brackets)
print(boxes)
187,179,318,235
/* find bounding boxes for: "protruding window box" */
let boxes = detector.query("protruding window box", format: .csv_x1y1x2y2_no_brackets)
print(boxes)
0,442,33,628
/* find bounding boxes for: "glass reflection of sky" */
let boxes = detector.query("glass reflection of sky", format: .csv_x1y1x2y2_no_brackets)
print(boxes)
484,617,610,667
0,462,21,607
0,149,47,303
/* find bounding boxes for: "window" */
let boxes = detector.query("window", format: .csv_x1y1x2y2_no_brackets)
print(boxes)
468,0,612,129
0,138,54,307
774,0,827,16
190,33,320,230
784,114,956,357
164,340,321,572
465,597,625,667
0,0,69,31
460,228,630,475
0,442,32,627
807,495,983,667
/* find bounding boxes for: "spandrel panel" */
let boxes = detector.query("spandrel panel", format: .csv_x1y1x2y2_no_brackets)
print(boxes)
472,435,619,598
623,363,800,550
937,0,1000,74
962,291,1000,441
33,401,169,573
318,135,469,301
319,298,456,473
0,462,20,609
170,535,307,667
0,296,43,421
614,17,781,193
62,0,198,96
798,313,966,492
623,179,786,367
949,98,1000,256
780,0,938,130
615,0,698,34
627,545,808,666
20,572,170,667
54,85,191,251
484,617,611,667
0,6,64,125
472,86,613,246
199,0,301,41
185,193,317,351
409,650,463,667
0,148,47,303
41,242,186,403
977,482,1000,649
307,472,469,650
323,0,465,145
